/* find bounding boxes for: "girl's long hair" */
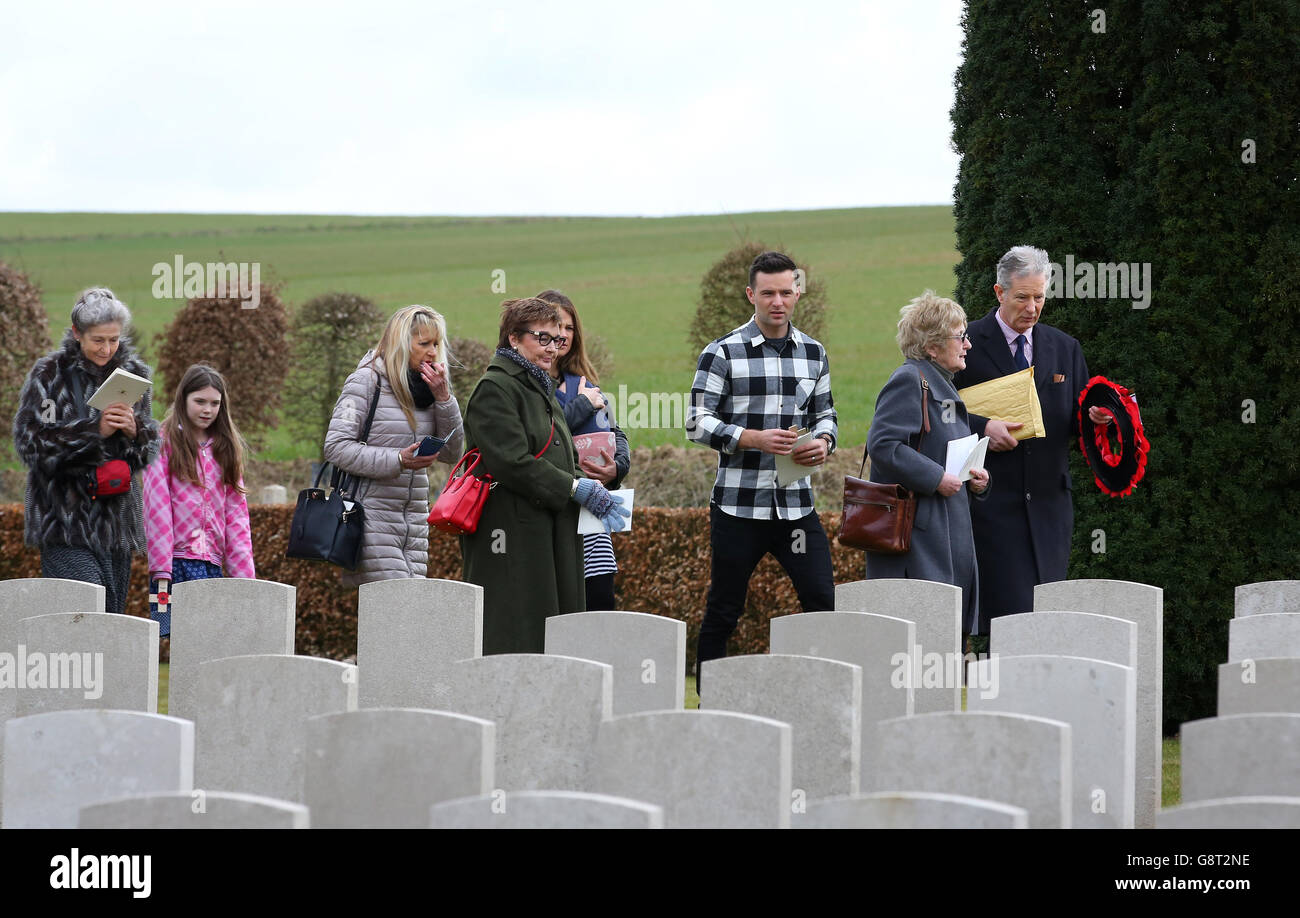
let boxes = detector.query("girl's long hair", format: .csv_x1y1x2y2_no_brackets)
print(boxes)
369,305,449,430
161,364,247,492
536,289,599,385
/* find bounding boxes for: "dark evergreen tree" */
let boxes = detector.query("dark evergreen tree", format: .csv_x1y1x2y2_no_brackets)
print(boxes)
952,0,1300,729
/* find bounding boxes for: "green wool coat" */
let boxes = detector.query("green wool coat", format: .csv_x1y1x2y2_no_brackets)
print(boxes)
460,353,584,654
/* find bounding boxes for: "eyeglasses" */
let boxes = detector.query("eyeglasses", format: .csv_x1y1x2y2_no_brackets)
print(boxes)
947,332,971,342
525,331,569,349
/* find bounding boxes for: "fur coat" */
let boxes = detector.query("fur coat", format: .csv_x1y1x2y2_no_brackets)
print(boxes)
12,329,160,552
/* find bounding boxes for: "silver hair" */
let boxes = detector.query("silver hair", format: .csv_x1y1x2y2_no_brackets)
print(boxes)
996,245,1052,289
70,287,131,332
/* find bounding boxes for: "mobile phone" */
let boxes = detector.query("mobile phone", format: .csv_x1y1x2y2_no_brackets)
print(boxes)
417,435,446,457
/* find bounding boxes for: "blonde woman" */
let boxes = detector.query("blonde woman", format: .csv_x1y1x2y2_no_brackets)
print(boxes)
324,305,464,587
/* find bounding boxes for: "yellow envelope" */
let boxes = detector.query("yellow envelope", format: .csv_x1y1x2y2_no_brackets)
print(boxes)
957,367,1046,440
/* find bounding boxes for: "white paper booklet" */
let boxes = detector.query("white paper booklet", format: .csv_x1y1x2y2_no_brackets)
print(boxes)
87,367,152,411
774,428,815,487
945,434,990,482
578,488,635,535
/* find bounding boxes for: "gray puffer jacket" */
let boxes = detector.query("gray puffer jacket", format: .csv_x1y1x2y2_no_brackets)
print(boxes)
323,352,464,587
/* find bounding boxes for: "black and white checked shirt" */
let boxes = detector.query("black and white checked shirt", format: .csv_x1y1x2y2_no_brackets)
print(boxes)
687,318,837,520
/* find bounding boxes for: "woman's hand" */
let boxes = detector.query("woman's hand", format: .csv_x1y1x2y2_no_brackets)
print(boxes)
968,467,990,494
937,472,963,497
420,361,451,403
98,402,136,439
398,442,437,471
577,376,605,410
579,449,617,484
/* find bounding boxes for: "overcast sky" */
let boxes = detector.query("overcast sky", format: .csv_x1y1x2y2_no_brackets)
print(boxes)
2,0,965,216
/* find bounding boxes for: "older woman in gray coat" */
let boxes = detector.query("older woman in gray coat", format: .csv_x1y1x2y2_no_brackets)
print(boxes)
866,290,990,635
324,305,464,587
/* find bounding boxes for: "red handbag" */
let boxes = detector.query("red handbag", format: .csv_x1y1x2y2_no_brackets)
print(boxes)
428,418,554,535
90,459,132,499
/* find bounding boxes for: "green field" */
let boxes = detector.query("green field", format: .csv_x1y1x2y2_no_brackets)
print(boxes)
0,207,960,456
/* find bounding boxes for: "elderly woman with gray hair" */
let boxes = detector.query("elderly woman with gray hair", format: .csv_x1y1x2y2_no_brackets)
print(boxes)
864,290,989,635
13,288,160,615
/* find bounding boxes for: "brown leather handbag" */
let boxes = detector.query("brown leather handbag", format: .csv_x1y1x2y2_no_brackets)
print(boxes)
837,370,929,554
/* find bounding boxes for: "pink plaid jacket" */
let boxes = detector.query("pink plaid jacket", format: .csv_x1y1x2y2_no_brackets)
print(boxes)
143,437,255,581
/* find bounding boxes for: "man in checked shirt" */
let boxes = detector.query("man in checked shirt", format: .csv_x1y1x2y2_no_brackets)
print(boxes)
687,251,837,688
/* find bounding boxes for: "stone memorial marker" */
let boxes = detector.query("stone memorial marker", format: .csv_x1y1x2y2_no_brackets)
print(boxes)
169,579,295,723
796,791,1028,829
357,578,483,709
545,611,685,715
769,611,913,786
870,711,1072,828
1227,613,1300,662
701,653,860,798
438,654,612,791
260,484,288,504
1157,796,1300,829
1181,713,1300,802
430,790,663,829
80,790,309,829
15,612,158,717
991,611,1136,671
194,654,356,803
1218,658,1300,715
1235,581,1300,618
304,708,495,828
587,710,792,828
3,709,193,829
1034,579,1162,829
835,578,961,714
968,654,1136,828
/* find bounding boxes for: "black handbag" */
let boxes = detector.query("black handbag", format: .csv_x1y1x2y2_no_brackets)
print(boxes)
286,386,380,569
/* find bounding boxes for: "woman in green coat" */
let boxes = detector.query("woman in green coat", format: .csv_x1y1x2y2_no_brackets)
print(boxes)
461,297,630,655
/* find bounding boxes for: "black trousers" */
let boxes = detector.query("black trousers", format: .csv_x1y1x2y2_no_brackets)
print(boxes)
697,504,835,685
40,544,132,616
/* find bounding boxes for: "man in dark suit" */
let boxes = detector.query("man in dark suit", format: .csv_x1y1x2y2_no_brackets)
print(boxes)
953,245,1110,636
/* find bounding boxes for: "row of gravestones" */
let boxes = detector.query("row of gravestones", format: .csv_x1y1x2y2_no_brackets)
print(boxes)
2,576,1300,828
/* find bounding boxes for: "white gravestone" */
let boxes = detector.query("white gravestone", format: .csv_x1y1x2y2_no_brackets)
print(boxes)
795,791,1028,829
1034,579,1162,830
769,611,914,788
1227,613,1300,662
304,708,495,828
835,578,961,714
1157,796,1300,829
430,790,663,829
15,612,158,717
1218,658,1300,715
545,611,686,715
80,790,309,829
701,653,860,799
587,710,792,829
1181,713,1300,802
436,654,612,792
870,711,1072,829
356,578,483,709
169,579,295,723
194,654,356,803
968,654,1136,828
1235,581,1300,618
3,709,192,829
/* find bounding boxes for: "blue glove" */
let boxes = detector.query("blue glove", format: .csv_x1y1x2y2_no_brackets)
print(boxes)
573,479,631,533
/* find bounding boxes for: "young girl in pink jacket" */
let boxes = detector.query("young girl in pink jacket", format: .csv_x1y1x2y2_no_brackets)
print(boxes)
144,364,255,637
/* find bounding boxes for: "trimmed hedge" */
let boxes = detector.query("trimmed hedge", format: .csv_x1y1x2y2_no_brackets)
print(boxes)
0,504,867,666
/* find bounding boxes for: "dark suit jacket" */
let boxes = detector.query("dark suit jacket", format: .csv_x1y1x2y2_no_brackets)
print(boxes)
952,308,1090,630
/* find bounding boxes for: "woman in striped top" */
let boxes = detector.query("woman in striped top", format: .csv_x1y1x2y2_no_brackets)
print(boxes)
537,289,630,611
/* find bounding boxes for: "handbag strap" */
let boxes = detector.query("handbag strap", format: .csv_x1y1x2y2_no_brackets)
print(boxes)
857,368,930,477
329,384,383,496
